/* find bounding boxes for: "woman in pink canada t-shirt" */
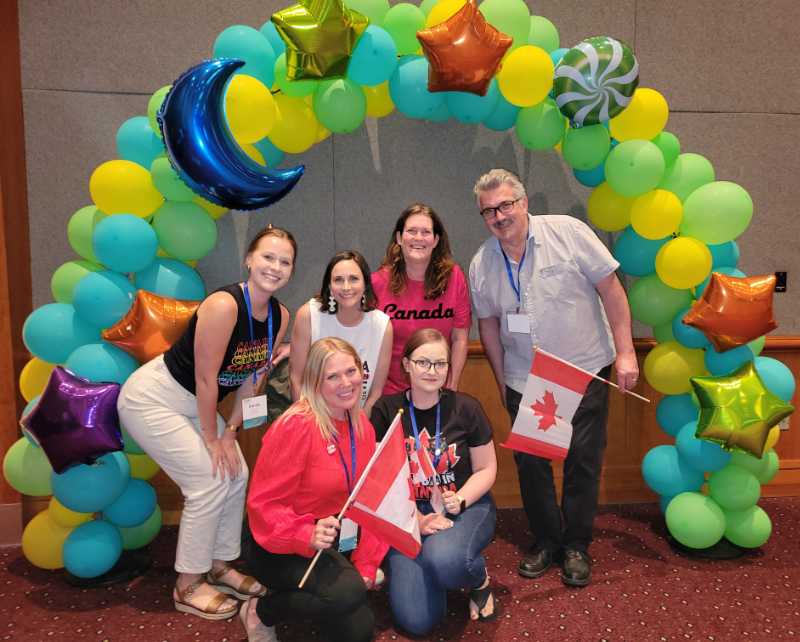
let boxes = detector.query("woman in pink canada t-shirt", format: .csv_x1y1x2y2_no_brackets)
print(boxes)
371,204,471,395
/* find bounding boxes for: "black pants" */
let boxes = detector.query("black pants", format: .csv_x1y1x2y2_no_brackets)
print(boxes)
241,518,374,642
506,365,611,554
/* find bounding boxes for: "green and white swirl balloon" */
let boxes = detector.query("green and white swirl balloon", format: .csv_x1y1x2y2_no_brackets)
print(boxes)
553,36,639,128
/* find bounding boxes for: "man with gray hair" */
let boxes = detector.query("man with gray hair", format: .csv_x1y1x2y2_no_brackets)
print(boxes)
468,168,638,587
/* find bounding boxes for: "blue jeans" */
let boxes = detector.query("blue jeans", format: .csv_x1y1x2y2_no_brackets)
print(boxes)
385,492,496,635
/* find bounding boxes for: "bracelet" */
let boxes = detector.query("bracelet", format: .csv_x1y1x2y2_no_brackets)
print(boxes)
225,424,240,434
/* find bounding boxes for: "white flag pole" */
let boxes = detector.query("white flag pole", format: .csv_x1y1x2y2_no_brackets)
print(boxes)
533,346,650,403
298,410,404,589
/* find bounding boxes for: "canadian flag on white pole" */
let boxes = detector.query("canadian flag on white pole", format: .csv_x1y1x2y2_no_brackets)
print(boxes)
502,348,594,461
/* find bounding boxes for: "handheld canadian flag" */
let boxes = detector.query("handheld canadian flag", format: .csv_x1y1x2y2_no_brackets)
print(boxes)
502,348,594,461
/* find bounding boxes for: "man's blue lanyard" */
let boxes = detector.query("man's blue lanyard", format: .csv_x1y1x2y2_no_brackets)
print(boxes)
500,231,530,312
408,393,442,468
332,411,357,494
243,282,272,394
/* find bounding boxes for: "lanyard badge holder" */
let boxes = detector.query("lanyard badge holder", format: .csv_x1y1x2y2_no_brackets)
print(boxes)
332,412,359,552
242,282,271,429
502,234,532,334
408,394,443,512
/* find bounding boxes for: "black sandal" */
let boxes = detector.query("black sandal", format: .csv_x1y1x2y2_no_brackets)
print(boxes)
470,581,500,623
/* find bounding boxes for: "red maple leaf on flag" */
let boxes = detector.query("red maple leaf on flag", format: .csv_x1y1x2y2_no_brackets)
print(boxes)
531,390,561,432
409,458,420,476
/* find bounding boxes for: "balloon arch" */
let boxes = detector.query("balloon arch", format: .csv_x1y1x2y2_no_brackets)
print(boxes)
4,0,792,577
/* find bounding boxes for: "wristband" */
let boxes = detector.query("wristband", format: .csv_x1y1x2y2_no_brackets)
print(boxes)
457,495,466,513
226,424,240,434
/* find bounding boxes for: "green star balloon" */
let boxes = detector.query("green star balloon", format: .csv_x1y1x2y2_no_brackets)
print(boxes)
691,361,794,459
271,0,369,82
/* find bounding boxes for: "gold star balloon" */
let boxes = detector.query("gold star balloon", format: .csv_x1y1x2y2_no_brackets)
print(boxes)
102,290,199,364
691,361,794,459
271,0,369,81
416,0,513,96
683,272,778,353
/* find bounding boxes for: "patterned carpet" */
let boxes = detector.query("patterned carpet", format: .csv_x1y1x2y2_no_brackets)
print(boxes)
2,498,797,641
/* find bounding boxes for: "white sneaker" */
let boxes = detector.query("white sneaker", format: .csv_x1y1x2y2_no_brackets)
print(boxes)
374,568,385,586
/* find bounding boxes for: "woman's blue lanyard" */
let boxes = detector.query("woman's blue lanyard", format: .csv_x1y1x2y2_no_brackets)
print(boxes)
243,282,272,395
408,393,442,468
500,231,530,312
332,411,357,494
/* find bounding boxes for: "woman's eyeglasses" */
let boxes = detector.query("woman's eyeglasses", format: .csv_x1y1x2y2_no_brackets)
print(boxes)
409,358,451,374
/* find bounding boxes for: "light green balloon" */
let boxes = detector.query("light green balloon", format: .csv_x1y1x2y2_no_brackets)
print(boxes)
628,273,693,327
118,505,163,550
526,16,559,53
679,181,753,245
665,492,726,549
479,0,531,52
68,206,107,262
652,131,680,167
657,153,715,203
562,125,610,171
754,449,779,485
3,438,53,496
274,53,318,97
51,260,103,304
150,156,197,202
730,448,779,485
708,464,761,511
653,323,676,344
419,0,440,18
313,78,367,134
515,97,566,151
748,335,766,357
148,86,172,139
152,202,218,261
383,4,426,56
722,505,771,548
604,139,666,197
346,0,390,26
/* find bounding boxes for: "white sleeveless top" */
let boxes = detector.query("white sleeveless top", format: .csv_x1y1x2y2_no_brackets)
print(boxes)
309,299,391,403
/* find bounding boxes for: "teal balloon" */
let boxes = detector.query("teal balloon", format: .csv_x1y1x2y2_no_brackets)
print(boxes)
312,78,367,134
665,492,726,549
696,267,745,297
116,117,163,169
515,97,567,151
445,79,500,125
613,228,668,277
562,124,610,170
259,20,285,59
708,464,760,511
23,303,102,365
573,163,606,188
722,505,771,548
653,323,676,344
103,479,157,528
65,343,140,386
676,421,731,472
121,423,146,455
118,504,162,550
21,396,41,447
680,181,754,245
659,495,674,516
642,445,705,496
213,25,276,89
388,55,444,119
708,240,740,271
348,26,398,87
754,356,795,403
63,520,122,579
652,131,680,167
604,139,665,197
51,451,131,513
628,273,693,327
482,94,521,131
656,393,698,438
704,344,754,376
252,136,286,168
657,153,715,203
2,437,53,495
72,271,137,330
133,258,206,301
426,100,452,123
92,213,158,274
672,307,710,349
548,47,569,67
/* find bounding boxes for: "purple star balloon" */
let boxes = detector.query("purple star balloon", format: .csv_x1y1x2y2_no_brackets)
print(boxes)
20,366,124,474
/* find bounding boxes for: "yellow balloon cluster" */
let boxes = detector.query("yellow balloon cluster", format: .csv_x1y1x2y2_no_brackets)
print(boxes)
644,341,707,395
630,189,682,239
587,182,636,232
655,236,712,289
268,94,319,154
225,75,276,144
90,160,163,219
20,358,56,402
497,46,554,107
22,510,73,570
609,88,669,141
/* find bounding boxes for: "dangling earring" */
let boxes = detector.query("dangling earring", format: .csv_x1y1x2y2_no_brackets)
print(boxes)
361,294,366,309
328,294,337,313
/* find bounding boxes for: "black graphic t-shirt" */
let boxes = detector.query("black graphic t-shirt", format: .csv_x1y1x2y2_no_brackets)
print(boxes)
371,390,494,501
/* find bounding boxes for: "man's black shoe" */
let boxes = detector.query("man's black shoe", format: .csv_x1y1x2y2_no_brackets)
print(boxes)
561,549,592,587
518,545,553,578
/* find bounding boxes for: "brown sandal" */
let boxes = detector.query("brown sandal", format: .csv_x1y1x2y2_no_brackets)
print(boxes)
207,566,266,600
174,578,239,620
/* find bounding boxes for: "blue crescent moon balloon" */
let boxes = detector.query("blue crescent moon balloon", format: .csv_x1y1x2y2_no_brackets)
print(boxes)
157,59,304,211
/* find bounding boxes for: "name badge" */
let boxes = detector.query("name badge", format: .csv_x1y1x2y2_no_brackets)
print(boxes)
507,311,531,334
338,517,359,552
429,485,444,515
242,395,268,429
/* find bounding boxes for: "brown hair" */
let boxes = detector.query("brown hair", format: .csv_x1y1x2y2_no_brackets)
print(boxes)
399,328,451,387
313,250,378,313
379,204,455,301
245,227,298,275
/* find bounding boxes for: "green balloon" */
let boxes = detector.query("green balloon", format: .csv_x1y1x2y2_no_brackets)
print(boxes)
419,0,439,18
274,53,318,97
562,125,610,171
150,156,197,202
121,424,146,456
652,131,680,167
748,335,766,357
722,505,771,548
729,448,778,485
653,323,676,344
755,449,779,485
604,139,665,197
313,78,367,134
118,505,163,550
708,464,761,511
346,0,390,26
515,97,566,151
628,273,693,327
51,260,102,304
148,86,172,139
665,492,726,549
382,4,426,56
657,153,715,203
152,202,218,261
679,181,753,245
68,206,107,262
526,16,559,53
3,438,53,496
479,0,531,53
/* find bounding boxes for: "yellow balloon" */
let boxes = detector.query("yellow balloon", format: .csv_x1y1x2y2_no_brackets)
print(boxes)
49,496,93,528
316,123,332,143
764,426,780,451
587,182,636,232
643,341,706,395
364,82,394,117
192,196,228,220
655,237,712,290
609,88,669,142
21,510,73,570
497,46,554,107
89,160,163,218
127,453,161,480
225,75,276,144
425,0,464,27
268,94,318,154
20,358,57,402
241,142,266,165
630,189,683,239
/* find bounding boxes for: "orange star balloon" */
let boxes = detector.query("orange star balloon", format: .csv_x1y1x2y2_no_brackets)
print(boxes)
416,0,513,96
683,272,778,353
102,290,199,364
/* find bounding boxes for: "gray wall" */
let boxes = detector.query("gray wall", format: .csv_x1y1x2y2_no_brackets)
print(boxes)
19,0,800,338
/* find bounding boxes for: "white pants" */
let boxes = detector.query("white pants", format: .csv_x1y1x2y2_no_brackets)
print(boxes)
118,355,249,574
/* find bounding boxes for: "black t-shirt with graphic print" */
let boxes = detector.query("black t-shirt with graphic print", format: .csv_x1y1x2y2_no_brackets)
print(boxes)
371,390,494,501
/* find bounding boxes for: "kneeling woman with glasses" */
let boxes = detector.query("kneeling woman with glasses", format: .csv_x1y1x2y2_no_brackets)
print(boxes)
371,329,498,634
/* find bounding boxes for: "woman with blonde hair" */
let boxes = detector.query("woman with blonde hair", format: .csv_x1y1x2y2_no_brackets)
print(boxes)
240,338,389,642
